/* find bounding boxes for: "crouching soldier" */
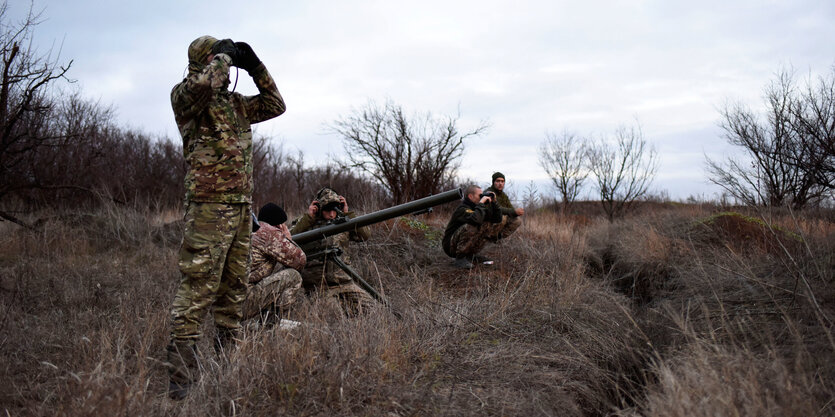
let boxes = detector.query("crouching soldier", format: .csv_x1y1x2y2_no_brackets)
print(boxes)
290,188,378,315
442,184,512,269
243,203,305,325
483,172,523,241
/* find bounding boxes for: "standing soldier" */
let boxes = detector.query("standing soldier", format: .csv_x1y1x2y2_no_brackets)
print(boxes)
166,36,285,400
484,172,523,240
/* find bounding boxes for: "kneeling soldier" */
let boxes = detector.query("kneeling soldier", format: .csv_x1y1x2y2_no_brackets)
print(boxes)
442,184,513,269
243,203,306,324
484,172,523,241
290,188,378,315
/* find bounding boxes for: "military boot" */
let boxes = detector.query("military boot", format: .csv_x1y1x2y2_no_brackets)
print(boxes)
472,254,493,264
214,326,241,355
166,340,198,400
453,256,474,269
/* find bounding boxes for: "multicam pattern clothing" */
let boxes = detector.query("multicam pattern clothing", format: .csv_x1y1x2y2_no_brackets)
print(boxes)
170,202,251,341
442,199,501,257
250,223,306,283
167,36,285,386
171,42,286,204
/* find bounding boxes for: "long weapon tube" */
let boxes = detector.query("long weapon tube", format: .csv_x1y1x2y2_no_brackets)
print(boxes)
291,188,463,245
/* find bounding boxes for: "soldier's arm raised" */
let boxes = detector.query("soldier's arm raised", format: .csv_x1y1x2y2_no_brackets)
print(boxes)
241,64,286,124
171,54,232,121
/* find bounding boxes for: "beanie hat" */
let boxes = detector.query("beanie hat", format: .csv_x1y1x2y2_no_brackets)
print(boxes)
257,203,287,226
492,172,505,182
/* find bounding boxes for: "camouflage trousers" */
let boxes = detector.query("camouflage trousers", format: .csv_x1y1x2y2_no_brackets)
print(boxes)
242,267,302,320
323,281,377,316
302,263,377,316
448,215,521,257
167,202,250,384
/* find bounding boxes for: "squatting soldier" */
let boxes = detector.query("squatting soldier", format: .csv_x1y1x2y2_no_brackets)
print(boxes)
484,172,523,240
290,188,378,315
166,36,285,399
243,203,305,324
442,184,515,269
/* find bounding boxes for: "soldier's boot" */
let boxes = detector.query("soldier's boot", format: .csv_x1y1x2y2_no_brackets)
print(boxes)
166,340,198,400
258,305,283,327
472,253,493,264
453,256,475,269
214,326,241,355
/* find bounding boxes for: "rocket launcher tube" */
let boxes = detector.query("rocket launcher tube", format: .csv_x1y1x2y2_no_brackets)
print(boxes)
291,188,463,245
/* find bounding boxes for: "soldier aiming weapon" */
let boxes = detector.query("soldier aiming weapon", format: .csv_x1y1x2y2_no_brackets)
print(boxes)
289,187,463,315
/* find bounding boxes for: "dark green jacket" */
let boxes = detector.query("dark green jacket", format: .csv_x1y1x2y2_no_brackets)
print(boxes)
485,186,517,217
442,199,501,256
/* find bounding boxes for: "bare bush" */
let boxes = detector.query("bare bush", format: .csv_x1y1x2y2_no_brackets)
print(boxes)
539,130,588,213
0,1,73,216
586,124,658,221
708,68,832,209
331,99,489,204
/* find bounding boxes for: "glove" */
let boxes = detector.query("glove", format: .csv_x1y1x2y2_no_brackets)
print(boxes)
234,42,262,73
211,38,238,64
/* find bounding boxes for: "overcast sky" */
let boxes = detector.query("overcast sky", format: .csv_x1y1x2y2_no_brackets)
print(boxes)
10,0,835,200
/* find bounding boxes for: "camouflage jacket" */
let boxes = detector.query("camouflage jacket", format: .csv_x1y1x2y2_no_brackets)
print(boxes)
289,211,371,245
485,186,517,217
442,198,501,254
250,223,306,284
289,211,370,272
172,53,286,203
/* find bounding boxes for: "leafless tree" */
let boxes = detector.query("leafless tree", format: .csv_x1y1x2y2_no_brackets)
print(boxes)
0,2,76,223
538,130,588,213
586,124,658,221
706,69,829,209
331,99,489,204
790,68,835,192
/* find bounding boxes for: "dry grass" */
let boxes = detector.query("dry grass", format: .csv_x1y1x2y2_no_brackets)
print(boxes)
1,203,833,416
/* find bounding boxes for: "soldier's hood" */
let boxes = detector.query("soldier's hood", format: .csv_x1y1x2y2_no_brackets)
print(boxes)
187,35,218,75
316,188,342,209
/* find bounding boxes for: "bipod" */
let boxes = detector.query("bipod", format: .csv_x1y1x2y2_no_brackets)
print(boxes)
307,247,401,318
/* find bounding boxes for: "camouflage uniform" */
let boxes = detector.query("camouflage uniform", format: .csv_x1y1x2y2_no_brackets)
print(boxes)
289,189,376,316
442,197,503,258
242,223,306,320
484,185,522,240
167,35,286,388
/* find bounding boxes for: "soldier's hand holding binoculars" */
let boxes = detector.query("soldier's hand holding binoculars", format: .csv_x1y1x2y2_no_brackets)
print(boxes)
211,39,261,73
234,42,261,72
211,38,239,62
479,192,495,204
